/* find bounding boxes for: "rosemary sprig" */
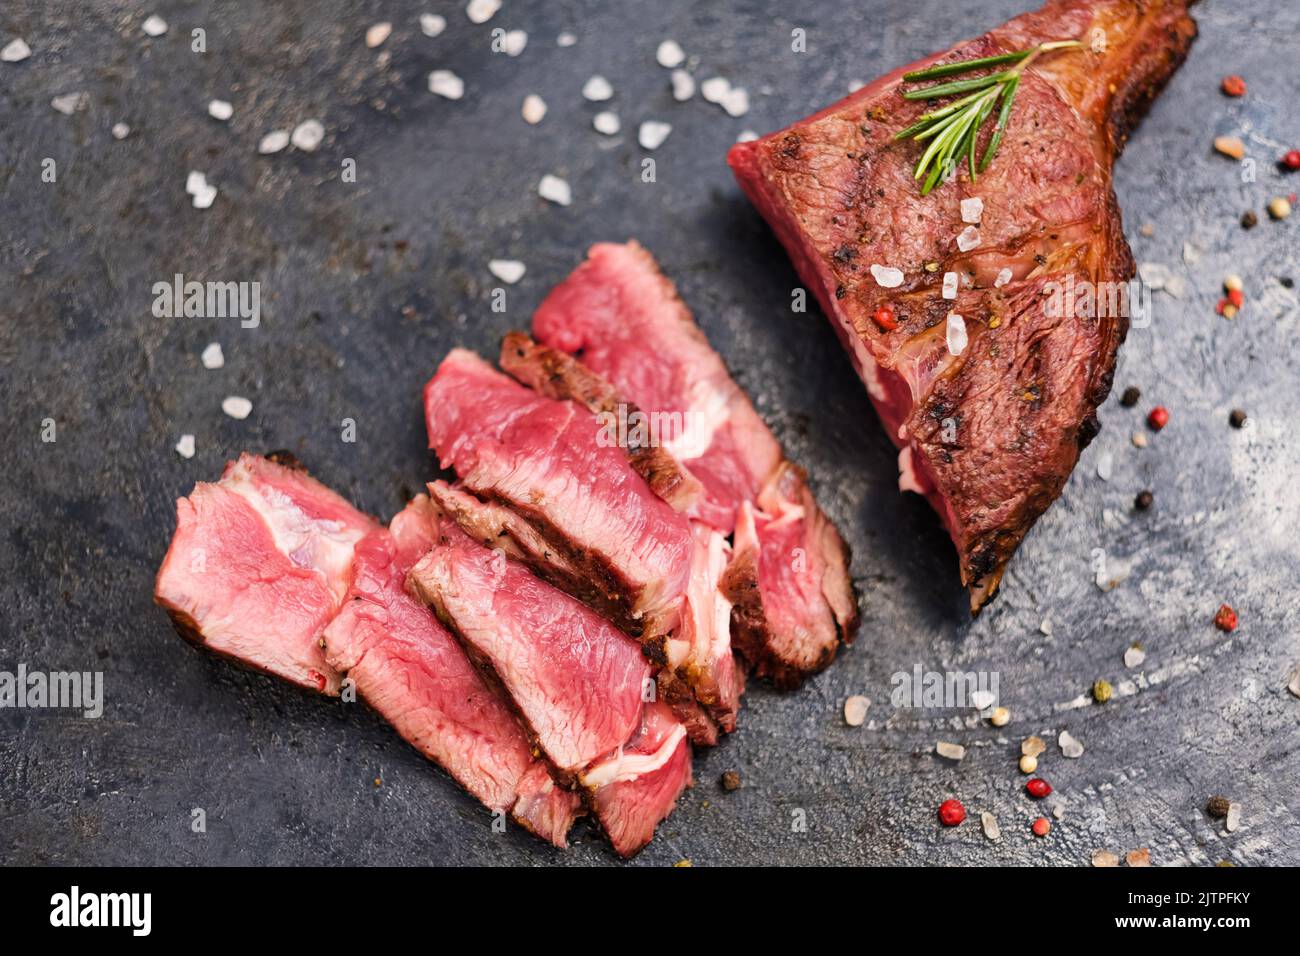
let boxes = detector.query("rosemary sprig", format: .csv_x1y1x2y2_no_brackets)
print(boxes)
893,39,1081,194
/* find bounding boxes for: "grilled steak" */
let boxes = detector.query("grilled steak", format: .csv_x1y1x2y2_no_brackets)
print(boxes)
154,452,377,693
321,496,582,846
526,242,859,685
408,521,692,857
728,0,1197,611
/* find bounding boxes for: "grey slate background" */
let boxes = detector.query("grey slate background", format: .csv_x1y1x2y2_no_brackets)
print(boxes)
1,0,1297,866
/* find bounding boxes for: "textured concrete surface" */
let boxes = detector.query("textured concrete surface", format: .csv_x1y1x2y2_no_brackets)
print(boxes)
1,0,1297,866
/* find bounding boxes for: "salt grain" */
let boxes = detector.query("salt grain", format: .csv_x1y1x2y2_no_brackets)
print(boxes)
638,120,672,150
201,342,225,369
942,272,958,300
488,259,526,284
1225,802,1242,833
980,811,1001,841
291,119,325,152
428,70,464,100
222,396,253,420
935,741,966,761
960,196,984,223
185,171,209,195
192,184,217,209
955,225,980,252
112,122,130,140
1,38,31,63
51,92,85,115
208,99,233,121
656,40,685,69
365,22,392,48
582,75,613,101
556,32,576,47
466,0,501,25
521,94,547,124
175,434,195,459
1022,735,1046,758
500,30,527,57
1289,666,1300,699
970,689,996,711
1058,730,1084,759
143,15,169,37
258,129,290,154
1092,849,1119,867
420,14,447,37
592,111,620,135
870,264,904,288
671,69,695,102
722,87,750,117
843,695,870,726
1131,431,1147,448
1124,644,1146,668
700,77,731,104
736,130,758,143
1096,450,1113,481
945,313,967,356
994,267,1012,288
538,174,572,206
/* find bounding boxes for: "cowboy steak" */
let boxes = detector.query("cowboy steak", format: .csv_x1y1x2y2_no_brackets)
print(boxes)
727,0,1197,611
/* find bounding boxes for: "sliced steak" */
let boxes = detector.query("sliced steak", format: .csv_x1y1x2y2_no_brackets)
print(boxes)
424,348,694,642
154,452,377,693
409,522,692,857
527,242,859,685
728,0,1197,612
321,496,582,847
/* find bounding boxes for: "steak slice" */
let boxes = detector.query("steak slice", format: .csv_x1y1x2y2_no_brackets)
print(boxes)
424,348,694,641
409,522,692,858
526,242,859,685
154,452,377,693
727,0,1197,612
321,496,582,847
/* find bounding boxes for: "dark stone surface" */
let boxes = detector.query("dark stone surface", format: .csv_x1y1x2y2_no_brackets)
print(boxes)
1,0,1297,866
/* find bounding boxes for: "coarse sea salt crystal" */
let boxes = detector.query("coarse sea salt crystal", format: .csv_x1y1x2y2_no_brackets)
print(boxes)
500,30,527,56
956,225,980,252
488,259,526,284
291,119,325,152
593,111,620,135
700,77,730,104
420,14,446,37
671,69,694,101
366,22,392,48
175,434,195,459
2,38,32,63
639,120,672,150
185,170,209,195
143,15,168,37
222,396,253,420
870,263,903,288
736,130,758,143
208,99,233,121
582,74,612,101
1096,450,1113,481
538,174,571,206
994,267,1013,288
556,32,576,47
722,86,749,117
960,196,984,223
466,0,501,25
192,184,217,209
258,129,290,153
51,92,84,115
428,69,464,99
942,272,958,300
656,40,685,68
201,342,224,369
521,94,546,124
946,313,967,356
112,122,130,140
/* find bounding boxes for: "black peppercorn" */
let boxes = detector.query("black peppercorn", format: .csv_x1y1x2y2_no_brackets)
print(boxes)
1135,490,1154,510
1240,210,1258,229
720,771,742,792
1229,408,1248,429
1120,386,1141,407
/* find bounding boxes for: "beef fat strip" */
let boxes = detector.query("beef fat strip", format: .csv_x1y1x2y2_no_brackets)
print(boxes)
155,451,376,693
728,0,1197,611
423,349,727,742
525,242,858,687
408,521,693,858
156,453,580,847
321,495,582,846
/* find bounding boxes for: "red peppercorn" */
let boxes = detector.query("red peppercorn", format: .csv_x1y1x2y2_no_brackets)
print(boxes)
1147,406,1169,430
1283,150,1300,171
1221,75,1247,97
1025,777,1052,799
1031,817,1051,837
874,303,899,331
1227,288,1244,308
938,798,966,826
1214,603,1238,632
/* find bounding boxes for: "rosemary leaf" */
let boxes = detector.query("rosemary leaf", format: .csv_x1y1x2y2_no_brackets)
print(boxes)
978,75,1020,173
901,70,1011,101
902,49,1030,82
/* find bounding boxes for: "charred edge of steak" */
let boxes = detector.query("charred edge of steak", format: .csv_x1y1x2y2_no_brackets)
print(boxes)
656,670,721,746
719,546,836,691
262,449,306,471
499,332,702,511
1104,2,1199,157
